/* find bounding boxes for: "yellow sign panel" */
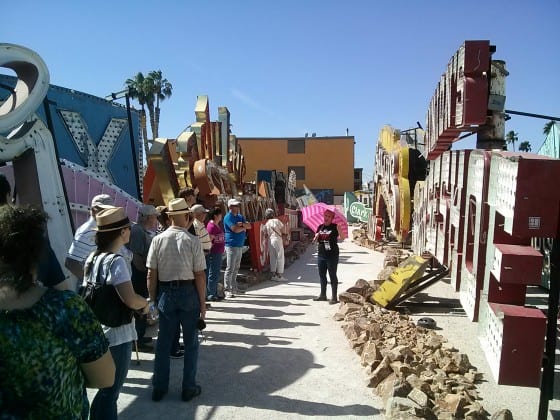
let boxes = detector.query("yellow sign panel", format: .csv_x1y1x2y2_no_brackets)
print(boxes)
371,255,429,307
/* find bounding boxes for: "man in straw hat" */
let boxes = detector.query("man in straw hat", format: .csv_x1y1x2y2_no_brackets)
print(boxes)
146,198,207,402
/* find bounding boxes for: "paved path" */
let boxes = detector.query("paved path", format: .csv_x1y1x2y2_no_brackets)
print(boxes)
89,238,387,419
88,235,560,419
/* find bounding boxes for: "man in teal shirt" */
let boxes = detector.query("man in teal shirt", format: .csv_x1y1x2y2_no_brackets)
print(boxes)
223,198,251,298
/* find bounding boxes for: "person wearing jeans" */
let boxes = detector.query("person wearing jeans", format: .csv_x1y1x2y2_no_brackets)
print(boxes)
151,283,200,398
147,198,206,402
312,208,340,304
206,207,225,300
88,207,151,419
90,342,131,419
223,198,251,298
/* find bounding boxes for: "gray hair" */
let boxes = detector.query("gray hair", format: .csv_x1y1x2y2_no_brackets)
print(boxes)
264,208,275,219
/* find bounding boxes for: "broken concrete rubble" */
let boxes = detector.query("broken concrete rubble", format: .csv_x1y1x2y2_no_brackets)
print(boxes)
334,277,507,419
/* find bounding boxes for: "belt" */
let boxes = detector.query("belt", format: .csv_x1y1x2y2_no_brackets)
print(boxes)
160,280,194,287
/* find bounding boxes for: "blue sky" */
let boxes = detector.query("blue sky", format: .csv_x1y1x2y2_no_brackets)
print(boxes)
3,0,559,183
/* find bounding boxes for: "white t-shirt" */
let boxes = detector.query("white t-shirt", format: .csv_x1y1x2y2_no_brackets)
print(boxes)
265,219,285,240
68,217,133,266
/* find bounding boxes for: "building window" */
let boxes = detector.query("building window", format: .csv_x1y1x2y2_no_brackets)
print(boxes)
288,166,305,180
287,139,305,153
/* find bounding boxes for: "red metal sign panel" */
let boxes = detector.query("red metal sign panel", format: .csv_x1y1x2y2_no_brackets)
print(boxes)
425,41,491,160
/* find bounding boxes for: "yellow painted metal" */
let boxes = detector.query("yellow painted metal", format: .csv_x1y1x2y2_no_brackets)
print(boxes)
398,147,409,179
371,255,429,307
379,126,401,152
149,138,179,206
398,176,411,241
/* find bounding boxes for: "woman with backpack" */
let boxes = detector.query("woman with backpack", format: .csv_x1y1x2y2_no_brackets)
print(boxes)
85,207,150,420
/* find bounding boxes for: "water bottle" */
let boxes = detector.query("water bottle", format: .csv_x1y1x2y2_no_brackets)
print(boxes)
148,303,159,322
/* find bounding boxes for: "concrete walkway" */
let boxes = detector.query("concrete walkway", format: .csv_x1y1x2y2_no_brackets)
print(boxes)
88,235,560,419
91,238,387,419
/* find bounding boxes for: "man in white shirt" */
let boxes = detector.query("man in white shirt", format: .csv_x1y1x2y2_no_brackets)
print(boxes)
65,194,114,286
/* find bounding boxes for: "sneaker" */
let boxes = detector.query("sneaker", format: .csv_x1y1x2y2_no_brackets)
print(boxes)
181,385,202,402
313,295,327,301
170,349,185,359
152,388,167,402
277,276,288,281
225,291,235,298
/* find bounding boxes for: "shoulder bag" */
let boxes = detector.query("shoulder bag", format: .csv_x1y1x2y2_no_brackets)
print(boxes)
80,253,134,327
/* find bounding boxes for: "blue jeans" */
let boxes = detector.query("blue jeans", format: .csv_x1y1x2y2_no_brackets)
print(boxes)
90,341,132,420
317,254,339,298
153,283,200,392
224,246,243,292
207,252,223,298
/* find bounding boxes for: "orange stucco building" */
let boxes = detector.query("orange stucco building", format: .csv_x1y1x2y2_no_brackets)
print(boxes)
237,136,355,197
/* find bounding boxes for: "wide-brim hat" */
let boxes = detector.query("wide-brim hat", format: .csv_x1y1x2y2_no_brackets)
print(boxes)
95,207,131,232
167,198,192,215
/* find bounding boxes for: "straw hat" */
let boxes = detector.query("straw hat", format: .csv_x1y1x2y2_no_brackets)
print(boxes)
95,207,130,232
167,198,192,215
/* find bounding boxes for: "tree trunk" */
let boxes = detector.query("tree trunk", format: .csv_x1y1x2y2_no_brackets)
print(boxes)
146,102,156,143
155,106,160,140
140,109,150,160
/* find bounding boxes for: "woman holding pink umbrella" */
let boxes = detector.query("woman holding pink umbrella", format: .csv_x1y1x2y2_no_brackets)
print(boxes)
312,208,340,304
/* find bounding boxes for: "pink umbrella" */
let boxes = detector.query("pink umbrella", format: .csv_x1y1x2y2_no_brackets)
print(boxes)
301,202,348,240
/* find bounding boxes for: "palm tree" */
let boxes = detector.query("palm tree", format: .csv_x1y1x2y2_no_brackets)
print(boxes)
544,120,556,137
505,130,518,151
125,72,153,159
147,70,173,139
518,141,532,152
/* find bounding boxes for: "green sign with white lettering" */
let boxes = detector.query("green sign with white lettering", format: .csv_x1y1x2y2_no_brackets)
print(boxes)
344,192,372,223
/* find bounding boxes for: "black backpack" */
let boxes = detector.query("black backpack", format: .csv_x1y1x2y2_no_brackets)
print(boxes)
80,252,133,327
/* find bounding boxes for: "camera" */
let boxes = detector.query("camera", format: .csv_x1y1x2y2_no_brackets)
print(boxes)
197,318,206,331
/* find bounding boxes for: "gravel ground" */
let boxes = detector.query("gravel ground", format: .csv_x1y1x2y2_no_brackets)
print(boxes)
87,232,560,419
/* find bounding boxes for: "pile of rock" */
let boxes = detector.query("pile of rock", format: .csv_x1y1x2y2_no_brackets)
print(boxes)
334,280,491,419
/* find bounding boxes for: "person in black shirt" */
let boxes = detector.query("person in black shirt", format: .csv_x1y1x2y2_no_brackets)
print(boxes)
312,209,340,304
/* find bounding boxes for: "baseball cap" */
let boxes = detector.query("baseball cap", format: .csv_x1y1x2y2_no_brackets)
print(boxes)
190,204,208,214
91,194,113,208
139,204,159,217
227,198,241,207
